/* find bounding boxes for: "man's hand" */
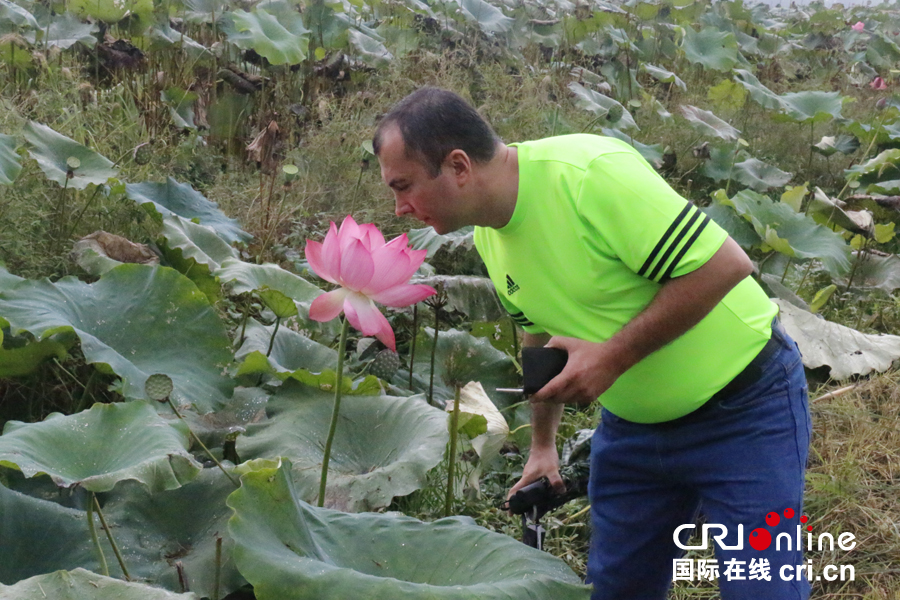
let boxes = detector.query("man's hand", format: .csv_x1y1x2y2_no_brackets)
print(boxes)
507,444,565,506
530,337,626,405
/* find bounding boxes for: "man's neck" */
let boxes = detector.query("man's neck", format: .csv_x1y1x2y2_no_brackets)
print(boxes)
474,143,519,230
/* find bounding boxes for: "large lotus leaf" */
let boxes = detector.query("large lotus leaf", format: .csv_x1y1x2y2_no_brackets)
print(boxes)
725,190,851,275
777,91,843,124
127,177,251,244
642,63,686,91
568,82,638,131
679,105,739,140
23,122,116,191
0,264,234,411
412,276,504,322
681,26,739,71
407,226,475,258
732,157,792,191
412,328,518,407
0,0,38,29
235,319,336,378
150,23,209,60
236,382,447,511
0,484,106,583
701,144,743,182
226,8,308,65
227,462,590,600
812,134,859,157
100,470,245,598
23,12,97,48
0,569,198,599
702,202,761,249
68,0,153,23
455,0,512,34
732,69,784,112
159,215,237,303
0,134,22,185
348,28,392,68
838,252,900,293
0,328,70,377
217,258,320,301
808,188,872,236
600,127,664,168
845,149,900,190
0,402,200,492
775,300,900,380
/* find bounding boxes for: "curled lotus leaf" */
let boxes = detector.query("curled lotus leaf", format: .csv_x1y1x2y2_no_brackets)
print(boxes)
225,7,309,66
411,275,505,322
455,0,513,34
0,569,198,599
568,82,638,131
23,12,98,49
227,461,591,600
679,105,740,141
236,382,448,511
732,157,792,192
777,91,844,124
0,134,22,185
23,122,116,191
681,26,740,71
0,264,234,412
0,401,201,493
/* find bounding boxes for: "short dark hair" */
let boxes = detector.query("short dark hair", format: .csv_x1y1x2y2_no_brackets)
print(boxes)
373,87,499,177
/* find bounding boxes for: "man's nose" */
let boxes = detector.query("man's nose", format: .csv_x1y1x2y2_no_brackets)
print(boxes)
395,198,414,217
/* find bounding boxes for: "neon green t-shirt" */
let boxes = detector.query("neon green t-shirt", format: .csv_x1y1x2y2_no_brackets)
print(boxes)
474,134,778,424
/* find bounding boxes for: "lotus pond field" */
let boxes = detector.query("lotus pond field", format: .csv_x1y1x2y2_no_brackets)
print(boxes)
1,0,900,597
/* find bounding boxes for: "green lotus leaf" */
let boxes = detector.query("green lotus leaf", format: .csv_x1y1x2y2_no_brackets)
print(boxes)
726,190,851,275
127,177,251,244
217,258,320,300
707,79,747,112
23,122,116,191
0,484,107,583
732,157,792,191
412,327,518,407
812,134,859,157
700,144,743,182
680,105,739,140
600,127,665,168
837,252,900,293
780,183,808,213
257,288,298,319
758,273,809,312
845,149,900,193
732,69,784,111
0,402,201,492
777,90,843,124
568,81,638,131
642,63,686,91
157,215,237,303
0,0,38,29
775,299,900,380
681,27,739,71
702,203,761,250
227,461,590,599
182,0,226,22
235,319,336,378
150,23,209,59
0,264,234,411
236,382,447,511
407,226,475,258
455,0,513,34
0,329,69,377
23,12,97,48
0,134,22,185
0,569,198,599
98,469,245,598
226,8,308,65
808,188,872,236
284,369,383,396
411,276,504,322
347,28,392,68
68,0,153,23
866,33,900,70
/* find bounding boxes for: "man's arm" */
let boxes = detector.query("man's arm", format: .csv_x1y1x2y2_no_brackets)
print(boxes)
531,237,754,406
507,331,567,498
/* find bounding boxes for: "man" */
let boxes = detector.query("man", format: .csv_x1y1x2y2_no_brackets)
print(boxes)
374,87,811,600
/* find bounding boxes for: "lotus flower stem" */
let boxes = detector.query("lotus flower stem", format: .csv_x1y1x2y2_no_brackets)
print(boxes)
429,310,439,406
444,385,461,517
266,317,281,357
213,535,223,600
237,298,251,347
408,303,418,389
166,397,240,487
319,317,351,507
92,493,130,580
86,494,109,577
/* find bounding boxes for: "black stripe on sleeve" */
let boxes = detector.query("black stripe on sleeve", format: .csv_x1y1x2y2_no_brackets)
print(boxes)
659,215,712,282
647,208,702,282
637,204,693,278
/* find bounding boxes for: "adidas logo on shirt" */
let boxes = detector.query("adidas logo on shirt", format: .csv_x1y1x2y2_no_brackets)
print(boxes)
506,274,520,295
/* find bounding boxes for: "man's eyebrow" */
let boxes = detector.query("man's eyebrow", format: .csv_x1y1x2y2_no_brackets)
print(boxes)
387,178,406,189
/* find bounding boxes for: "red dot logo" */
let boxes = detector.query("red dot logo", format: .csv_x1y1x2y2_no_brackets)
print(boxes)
800,515,808,523
766,512,781,527
784,508,795,518
748,528,772,551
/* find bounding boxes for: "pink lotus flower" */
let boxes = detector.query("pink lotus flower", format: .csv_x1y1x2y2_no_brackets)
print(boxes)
870,77,887,90
305,216,436,351
851,21,864,32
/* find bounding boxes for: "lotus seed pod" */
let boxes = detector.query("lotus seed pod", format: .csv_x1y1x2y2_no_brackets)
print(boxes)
145,373,174,401
369,349,400,380
606,104,624,123
133,142,153,165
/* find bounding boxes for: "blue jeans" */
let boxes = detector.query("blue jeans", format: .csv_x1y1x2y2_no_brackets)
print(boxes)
586,325,811,600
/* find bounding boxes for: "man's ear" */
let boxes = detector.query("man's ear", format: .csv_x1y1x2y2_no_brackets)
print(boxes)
444,149,472,182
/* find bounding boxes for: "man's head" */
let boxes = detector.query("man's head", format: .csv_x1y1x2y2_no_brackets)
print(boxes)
374,88,502,234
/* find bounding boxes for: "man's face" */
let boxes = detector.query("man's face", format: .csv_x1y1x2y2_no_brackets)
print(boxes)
378,125,466,235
